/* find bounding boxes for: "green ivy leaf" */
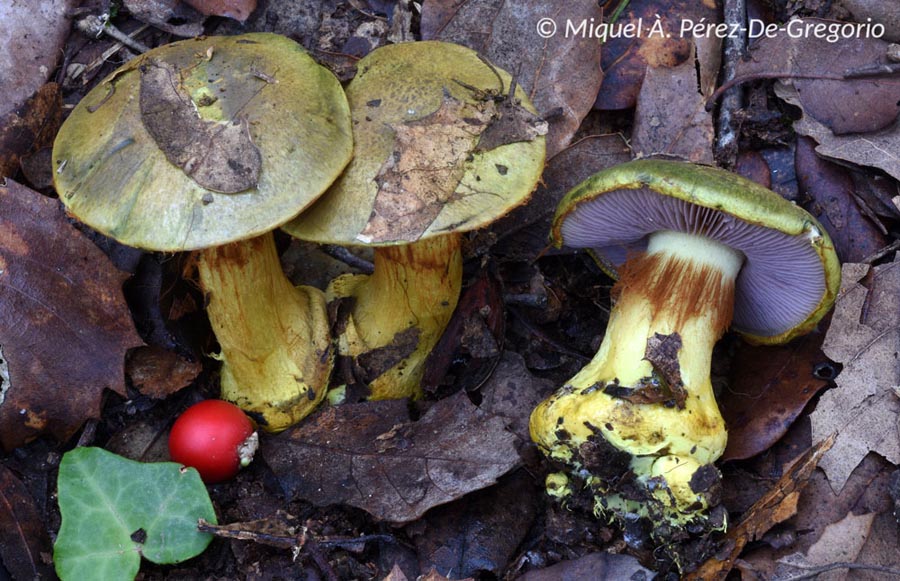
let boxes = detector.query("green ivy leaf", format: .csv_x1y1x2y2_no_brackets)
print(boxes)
54,447,217,580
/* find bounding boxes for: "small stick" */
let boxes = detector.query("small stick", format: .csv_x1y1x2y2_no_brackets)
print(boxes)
321,244,375,274
715,0,747,167
861,239,900,264
76,14,152,54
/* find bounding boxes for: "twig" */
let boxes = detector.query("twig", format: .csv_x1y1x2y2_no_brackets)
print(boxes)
715,0,746,166
705,72,846,111
76,14,151,54
783,562,900,580
861,238,900,264
508,306,591,362
844,62,900,78
321,244,375,274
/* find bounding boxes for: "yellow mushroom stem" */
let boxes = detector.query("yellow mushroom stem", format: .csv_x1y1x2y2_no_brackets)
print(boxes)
530,230,744,525
197,232,332,432
328,232,463,400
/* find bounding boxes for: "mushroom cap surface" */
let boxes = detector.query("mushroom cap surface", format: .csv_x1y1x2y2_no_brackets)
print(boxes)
552,159,841,344
283,40,546,246
53,33,352,251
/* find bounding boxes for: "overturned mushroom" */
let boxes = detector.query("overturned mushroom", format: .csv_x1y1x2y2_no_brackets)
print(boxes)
284,41,546,400
529,159,840,539
52,34,352,431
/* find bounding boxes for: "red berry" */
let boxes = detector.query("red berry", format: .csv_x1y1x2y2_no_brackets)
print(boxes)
168,400,257,483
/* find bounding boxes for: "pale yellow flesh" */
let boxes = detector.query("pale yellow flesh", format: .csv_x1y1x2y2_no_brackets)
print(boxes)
328,233,462,400
530,231,743,521
198,233,332,432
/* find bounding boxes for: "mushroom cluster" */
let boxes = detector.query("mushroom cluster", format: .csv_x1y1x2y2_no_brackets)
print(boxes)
53,33,352,431
284,41,546,401
529,159,840,537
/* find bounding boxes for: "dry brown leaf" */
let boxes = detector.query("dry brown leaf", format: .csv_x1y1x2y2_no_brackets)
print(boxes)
0,180,143,450
477,351,553,442
739,451,896,579
382,563,409,581
139,59,262,194
418,568,472,581
777,83,900,183
835,1,900,42
518,552,653,580
420,0,604,157
632,39,718,163
262,392,520,523
776,512,875,580
182,0,256,21
795,137,889,263
720,332,830,462
814,257,900,493
413,470,536,579
0,464,54,580
737,20,900,135
0,0,76,120
125,345,201,399
362,94,495,243
687,435,835,580
594,0,718,111
0,83,62,179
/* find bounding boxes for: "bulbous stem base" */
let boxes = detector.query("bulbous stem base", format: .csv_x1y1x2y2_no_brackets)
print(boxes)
530,230,743,527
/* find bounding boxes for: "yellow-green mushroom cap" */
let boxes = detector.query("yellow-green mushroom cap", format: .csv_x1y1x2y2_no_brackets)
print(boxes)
282,40,547,245
52,33,352,251
551,159,841,345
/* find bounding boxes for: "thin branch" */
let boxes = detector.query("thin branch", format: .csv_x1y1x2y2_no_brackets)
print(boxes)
714,0,747,166
783,562,900,580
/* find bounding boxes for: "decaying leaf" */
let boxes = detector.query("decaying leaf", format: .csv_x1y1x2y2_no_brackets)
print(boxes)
518,552,653,581
631,39,718,163
814,257,900,493
182,0,257,21
355,327,420,383
419,568,472,581
361,93,495,243
0,83,62,179
0,180,143,450
0,464,54,580
475,93,548,154
422,264,506,397
123,0,205,38
643,332,686,407
139,58,261,194
383,564,409,581
778,82,900,183
125,345,201,399
0,0,76,120
720,332,830,462
420,0,604,157
795,137,888,263
472,352,553,447
736,19,900,135
844,1,900,39
262,392,520,523
413,470,537,579
687,435,835,580
594,0,719,110
776,511,876,578
739,451,899,579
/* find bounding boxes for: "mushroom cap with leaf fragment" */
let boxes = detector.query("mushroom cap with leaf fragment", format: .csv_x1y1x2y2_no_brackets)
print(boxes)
53,33,353,252
283,40,547,246
552,159,841,345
